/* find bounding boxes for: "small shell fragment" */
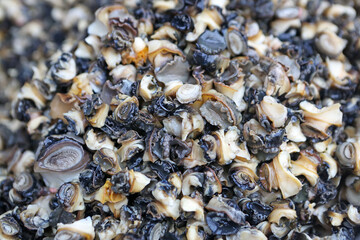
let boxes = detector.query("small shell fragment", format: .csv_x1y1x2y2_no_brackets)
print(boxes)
257,96,287,128
56,217,95,240
300,101,343,138
315,31,347,58
176,84,202,104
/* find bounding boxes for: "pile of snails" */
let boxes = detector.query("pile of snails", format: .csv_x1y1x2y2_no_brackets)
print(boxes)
1,0,360,239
